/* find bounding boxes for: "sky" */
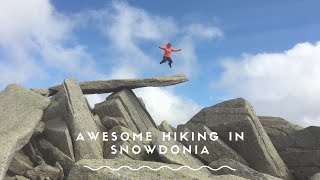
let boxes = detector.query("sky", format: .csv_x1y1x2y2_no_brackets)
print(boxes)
1,0,320,127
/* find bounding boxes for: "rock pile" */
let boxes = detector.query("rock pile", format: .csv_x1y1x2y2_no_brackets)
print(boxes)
0,74,319,180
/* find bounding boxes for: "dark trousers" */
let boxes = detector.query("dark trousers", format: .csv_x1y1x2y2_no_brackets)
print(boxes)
160,56,173,67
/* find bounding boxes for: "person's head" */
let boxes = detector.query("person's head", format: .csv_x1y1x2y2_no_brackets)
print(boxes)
166,43,171,48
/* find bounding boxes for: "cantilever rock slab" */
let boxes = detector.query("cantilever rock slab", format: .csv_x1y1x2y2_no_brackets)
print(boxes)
32,74,188,96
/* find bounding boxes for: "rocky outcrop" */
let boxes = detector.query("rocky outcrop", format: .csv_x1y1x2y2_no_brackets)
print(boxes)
44,118,75,160
310,173,320,180
0,85,49,179
259,116,302,138
272,126,320,179
58,78,103,161
32,74,188,96
67,159,248,180
25,161,63,180
189,98,293,180
3,74,320,180
148,128,212,175
36,138,75,176
8,152,34,176
103,126,151,161
158,120,176,134
94,89,157,134
177,123,248,166
100,116,128,130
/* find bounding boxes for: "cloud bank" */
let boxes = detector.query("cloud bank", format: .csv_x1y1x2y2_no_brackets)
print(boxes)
216,41,320,127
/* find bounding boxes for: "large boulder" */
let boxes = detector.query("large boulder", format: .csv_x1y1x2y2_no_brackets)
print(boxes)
8,152,33,176
259,116,302,139
103,126,152,161
36,138,75,176
310,173,320,180
100,116,128,130
177,123,248,166
158,120,176,134
272,126,320,179
94,89,157,134
32,74,188,96
189,98,293,180
67,159,248,180
44,118,75,160
25,161,63,180
0,84,50,179
209,158,282,180
58,78,103,161
148,128,212,175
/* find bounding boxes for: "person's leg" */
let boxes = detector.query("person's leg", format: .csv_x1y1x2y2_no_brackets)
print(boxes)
168,58,173,68
160,56,166,64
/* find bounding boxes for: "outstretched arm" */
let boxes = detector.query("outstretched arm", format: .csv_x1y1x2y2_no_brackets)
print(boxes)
172,48,182,52
159,46,165,50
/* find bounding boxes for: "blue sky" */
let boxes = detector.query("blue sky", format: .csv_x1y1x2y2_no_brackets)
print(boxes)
1,0,320,126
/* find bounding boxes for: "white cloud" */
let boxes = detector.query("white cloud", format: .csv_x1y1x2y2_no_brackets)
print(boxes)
83,1,218,127
216,41,320,127
80,1,222,77
135,87,202,126
1,0,217,127
185,23,223,39
0,0,98,87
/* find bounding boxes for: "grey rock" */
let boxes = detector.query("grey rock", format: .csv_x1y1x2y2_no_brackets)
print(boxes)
55,162,64,180
33,121,45,136
158,120,175,134
210,158,282,180
67,159,232,180
25,161,62,180
279,148,320,168
292,166,320,180
281,126,320,150
94,89,157,134
105,152,132,160
16,176,30,180
44,118,75,160
189,98,293,180
0,84,49,179
21,142,37,164
310,173,320,180
259,116,303,148
94,98,139,133
177,123,248,166
58,78,103,161
104,126,152,161
42,95,62,122
32,74,188,96
105,140,144,160
138,97,145,108
92,115,107,133
8,151,33,176
270,126,320,179
100,116,128,130
3,176,16,180
148,127,212,176
36,138,75,176
259,116,302,137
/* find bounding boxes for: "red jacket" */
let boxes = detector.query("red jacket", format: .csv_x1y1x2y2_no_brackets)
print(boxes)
160,46,179,57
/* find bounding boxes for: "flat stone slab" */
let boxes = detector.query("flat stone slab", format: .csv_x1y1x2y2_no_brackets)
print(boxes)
32,74,188,96
0,84,49,179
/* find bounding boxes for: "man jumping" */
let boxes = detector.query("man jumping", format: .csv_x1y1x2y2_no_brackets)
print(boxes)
159,43,181,68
